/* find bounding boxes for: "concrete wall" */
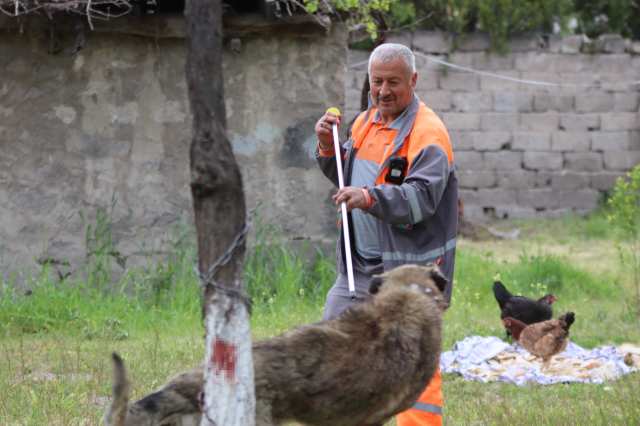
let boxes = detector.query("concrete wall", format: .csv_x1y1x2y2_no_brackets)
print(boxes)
346,33,640,219
0,27,346,275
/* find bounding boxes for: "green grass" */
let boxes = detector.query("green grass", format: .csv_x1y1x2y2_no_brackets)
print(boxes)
1,207,640,425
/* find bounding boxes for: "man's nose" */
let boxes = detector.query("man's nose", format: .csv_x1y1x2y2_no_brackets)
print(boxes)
380,81,391,96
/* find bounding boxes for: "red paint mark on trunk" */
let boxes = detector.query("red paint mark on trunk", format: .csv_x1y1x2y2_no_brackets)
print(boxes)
211,339,237,380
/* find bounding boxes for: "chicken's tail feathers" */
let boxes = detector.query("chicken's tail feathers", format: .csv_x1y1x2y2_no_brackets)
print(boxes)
493,281,514,308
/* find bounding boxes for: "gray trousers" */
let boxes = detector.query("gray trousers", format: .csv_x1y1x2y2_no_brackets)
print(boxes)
321,271,374,322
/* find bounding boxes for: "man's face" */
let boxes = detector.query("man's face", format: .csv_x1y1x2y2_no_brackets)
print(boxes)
369,57,417,120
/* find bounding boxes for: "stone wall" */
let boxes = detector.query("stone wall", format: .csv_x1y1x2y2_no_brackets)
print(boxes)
346,33,640,219
0,27,346,276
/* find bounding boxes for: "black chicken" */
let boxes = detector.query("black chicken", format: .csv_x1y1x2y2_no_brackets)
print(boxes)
493,281,556,341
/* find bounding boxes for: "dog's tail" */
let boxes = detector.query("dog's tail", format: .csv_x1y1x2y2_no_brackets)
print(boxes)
103,353,131,426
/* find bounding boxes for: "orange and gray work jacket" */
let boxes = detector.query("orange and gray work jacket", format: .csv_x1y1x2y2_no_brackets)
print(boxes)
316,94,458,302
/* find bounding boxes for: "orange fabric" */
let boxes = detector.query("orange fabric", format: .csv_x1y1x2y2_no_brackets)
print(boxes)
349,104,453,186
317,141,335,157
397,368,443,426
361,188,376,208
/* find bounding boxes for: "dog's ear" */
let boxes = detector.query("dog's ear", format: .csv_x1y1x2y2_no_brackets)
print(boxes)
369,276,385,294
429,269,448,293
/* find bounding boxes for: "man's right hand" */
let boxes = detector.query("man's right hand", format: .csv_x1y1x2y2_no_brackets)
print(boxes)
315,111,342,151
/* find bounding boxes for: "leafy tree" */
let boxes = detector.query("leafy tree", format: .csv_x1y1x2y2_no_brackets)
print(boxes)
573,0,640,39
608,166,640,316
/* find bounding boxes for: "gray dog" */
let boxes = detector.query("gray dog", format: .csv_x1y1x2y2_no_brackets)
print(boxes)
103,264,448,426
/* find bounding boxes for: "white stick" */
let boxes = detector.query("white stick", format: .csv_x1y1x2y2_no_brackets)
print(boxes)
332,122,357,302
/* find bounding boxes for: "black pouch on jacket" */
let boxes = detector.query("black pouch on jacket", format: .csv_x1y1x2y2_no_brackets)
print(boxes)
385,156,408,185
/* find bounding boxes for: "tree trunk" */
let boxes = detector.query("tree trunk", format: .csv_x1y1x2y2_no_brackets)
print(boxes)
360,10,389,112
184,0,255,425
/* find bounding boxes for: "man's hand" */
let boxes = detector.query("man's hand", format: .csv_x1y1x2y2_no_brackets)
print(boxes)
315,111,342,151
334,187,367,213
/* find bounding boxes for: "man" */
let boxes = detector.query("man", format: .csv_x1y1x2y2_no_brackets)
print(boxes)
314,43,458,426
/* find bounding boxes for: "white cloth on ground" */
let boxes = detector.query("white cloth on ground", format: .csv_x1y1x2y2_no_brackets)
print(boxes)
439,335,638,385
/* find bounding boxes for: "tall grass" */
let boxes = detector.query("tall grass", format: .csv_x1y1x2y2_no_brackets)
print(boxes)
0,205,335,339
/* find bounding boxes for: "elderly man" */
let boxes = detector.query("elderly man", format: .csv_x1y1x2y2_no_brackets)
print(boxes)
314,43,457,426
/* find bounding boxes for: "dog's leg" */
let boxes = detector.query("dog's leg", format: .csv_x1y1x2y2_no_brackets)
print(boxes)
103,353,132,426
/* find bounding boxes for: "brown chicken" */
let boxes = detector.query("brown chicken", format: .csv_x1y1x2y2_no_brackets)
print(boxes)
501,312,575,372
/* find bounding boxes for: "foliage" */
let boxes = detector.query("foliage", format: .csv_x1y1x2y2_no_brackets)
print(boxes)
385,0,572,51
573,0,640,39
302,0,399,38
608,165,640,316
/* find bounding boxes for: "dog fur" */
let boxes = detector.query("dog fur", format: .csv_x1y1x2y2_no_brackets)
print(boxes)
104,264,448,426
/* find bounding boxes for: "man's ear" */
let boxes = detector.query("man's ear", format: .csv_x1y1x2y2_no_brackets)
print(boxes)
429,269,448,293
411,72,417,89
369,276,385,294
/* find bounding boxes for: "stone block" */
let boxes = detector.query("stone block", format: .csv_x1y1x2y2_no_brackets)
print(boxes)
345,89,362,111
631,41,640,55
496,205,537,219
600,113,638,131
347,49,371,68
559,114,600,131
575,93,615,113
449,132,474,150
440,73,479,92
550,171,590,190
591,132,630,151
554,55,594,73
480,113,519,131
557,190,600,210
507,34,540,52
457,171,497,188
478,188,518,206
542,34,563,53
346,70,359,90
518,189,558,209
458,189,479,205
520,72,561,93
452,92,493,113
512,132,551,151
413,31,452,54
603,151,640,170
551,132,591,152
485,151,523,171
519,113,559,131
457,33,492,51
416,72,440,91
441,113,481,131
559,74,601,93
496,170,536,189
565,152,603,171
524,152,563,170
537,209,572,218
615,93,640,112
514,52,556,72
463,205,486,220
632,131,640,150
600,74,638,93
494,93,534,112
385,32,412,48
420,91,453,112
536,171,553,187
473,132,511,151
561,35,587,54
454,151,485,170
593,54,632,74
446,52,475,71
480,71,522,92
591,171,627,190
473,52,514,71
582,34,626,54
533,94,574,112
415,54,448,72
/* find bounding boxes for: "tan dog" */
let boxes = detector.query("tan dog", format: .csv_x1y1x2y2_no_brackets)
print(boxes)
104,264,448,426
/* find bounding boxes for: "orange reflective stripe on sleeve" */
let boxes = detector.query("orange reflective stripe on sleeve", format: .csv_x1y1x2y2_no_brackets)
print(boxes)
397,368,442,426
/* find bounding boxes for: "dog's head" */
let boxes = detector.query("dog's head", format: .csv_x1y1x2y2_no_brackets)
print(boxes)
368,264,449,308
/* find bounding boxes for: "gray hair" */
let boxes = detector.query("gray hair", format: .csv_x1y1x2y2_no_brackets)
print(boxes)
368,43,416,76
